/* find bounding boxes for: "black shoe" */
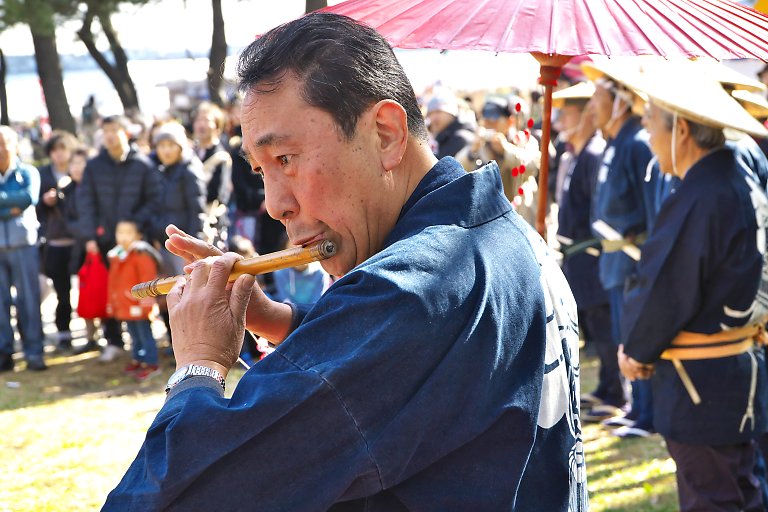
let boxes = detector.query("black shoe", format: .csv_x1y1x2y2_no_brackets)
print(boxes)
0,354,14,372
56,341,73,354
26,358,48,371
73,340,99,355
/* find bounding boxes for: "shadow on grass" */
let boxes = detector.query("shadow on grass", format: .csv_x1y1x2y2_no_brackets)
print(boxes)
0,348,177,412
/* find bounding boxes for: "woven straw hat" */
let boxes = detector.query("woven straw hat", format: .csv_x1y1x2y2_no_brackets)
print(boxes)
686,58,766,93
731,89,768,119
581,58,649,116
586,57,768,138
552,82,595,108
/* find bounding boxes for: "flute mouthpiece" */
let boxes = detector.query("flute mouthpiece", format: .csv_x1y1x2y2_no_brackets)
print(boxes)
317,240,337,258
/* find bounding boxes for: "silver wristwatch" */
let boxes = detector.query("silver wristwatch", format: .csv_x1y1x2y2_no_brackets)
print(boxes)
165,364,226,394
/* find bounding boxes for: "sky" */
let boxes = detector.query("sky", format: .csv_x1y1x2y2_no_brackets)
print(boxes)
0,0,346,56
0,0,765,57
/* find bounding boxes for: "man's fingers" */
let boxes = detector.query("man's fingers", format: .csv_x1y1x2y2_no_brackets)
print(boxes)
207,253,243,291
230,274,256,320
165,224,223,264
188,257,217,292
165,237,196,264
167,277,186,310
165,224,183,237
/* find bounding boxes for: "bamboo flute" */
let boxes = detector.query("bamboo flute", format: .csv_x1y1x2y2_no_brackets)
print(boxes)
131,240,337,299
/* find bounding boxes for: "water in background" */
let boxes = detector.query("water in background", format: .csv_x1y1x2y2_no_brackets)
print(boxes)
6,57,216,123
5,50,543,124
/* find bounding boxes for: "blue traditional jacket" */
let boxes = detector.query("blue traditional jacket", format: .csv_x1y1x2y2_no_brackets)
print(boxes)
592,117,658,290
730,135,768,191
622,148,768,445
654,172,679,215
558,135,609,310
103,158,586,511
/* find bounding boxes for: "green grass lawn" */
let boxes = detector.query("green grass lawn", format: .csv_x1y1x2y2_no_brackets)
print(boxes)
0,341,678,511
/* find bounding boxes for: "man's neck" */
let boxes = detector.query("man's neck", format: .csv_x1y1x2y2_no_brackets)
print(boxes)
108,145,129,162
400,140,438,203
677,144,712,180
198,136,219,150
0,159,14,176
603,112,632,140
570,128,597,156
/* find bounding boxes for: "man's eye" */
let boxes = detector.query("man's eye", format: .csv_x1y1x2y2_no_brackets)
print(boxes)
252,166,263,176
278,155,291,166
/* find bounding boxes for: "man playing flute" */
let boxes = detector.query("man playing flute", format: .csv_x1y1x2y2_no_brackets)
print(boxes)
104,13,585,511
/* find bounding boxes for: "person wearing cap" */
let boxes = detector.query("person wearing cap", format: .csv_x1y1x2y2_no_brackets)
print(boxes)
424,89,475,160
148,121,207,346
151,121,207,275
618,69,768,512
552,85,624,421
456,96,541,226
582,61,660,438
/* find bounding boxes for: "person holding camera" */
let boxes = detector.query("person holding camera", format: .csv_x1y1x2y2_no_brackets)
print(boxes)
456,96,541,226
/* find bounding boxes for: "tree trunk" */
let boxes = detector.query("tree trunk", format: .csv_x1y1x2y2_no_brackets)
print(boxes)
0,50,9,126
77,8,140,115
305,0,327,13
100,14,139,115
208,0,227,107
30,30,76,134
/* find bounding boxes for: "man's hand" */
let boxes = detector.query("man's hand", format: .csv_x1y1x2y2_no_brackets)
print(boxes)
166,253,255,377
42,188,58,207
165,224,223,267
618,344,654,381
488,132,511,155
164,224,295,344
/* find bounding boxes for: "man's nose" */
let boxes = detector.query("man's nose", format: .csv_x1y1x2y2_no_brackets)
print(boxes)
263,171,298,222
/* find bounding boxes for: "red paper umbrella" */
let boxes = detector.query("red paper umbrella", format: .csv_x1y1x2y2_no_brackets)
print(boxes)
321,0,768,236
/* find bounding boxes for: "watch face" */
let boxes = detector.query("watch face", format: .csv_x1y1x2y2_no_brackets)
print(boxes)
167,366,190,388
165,364,225,394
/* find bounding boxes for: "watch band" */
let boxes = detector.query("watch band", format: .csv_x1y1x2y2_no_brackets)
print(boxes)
165,364,226,394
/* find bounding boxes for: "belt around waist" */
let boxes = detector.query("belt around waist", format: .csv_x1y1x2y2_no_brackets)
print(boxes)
661,324,764,361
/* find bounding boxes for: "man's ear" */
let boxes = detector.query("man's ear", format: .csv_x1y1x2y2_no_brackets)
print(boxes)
372,100,408,171
677,116,690,143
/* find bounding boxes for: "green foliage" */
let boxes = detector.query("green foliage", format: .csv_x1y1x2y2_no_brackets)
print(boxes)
0,0,154,36
82,0,153,18
0,0,78,35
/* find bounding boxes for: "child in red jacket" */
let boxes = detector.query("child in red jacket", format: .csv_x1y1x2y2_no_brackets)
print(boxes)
106,220,161,380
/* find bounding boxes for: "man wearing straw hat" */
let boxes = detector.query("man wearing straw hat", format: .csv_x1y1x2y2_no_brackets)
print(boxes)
552,82,625,422
104,13,587,511
729,88,768,187
616,63,768,512
581,59,660,438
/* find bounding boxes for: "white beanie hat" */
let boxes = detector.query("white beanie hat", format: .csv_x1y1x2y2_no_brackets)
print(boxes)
153,121,189,149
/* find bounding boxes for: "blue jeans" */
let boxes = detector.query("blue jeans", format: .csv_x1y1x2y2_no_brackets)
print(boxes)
126,320,158,365
0,245,44,361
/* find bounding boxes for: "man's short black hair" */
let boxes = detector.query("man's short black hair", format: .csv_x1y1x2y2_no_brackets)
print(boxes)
101,115,130,131
45,130,78,156
562,98,589,110
237,12,428,142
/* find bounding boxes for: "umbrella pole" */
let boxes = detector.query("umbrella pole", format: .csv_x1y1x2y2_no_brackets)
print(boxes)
534,64,563,240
